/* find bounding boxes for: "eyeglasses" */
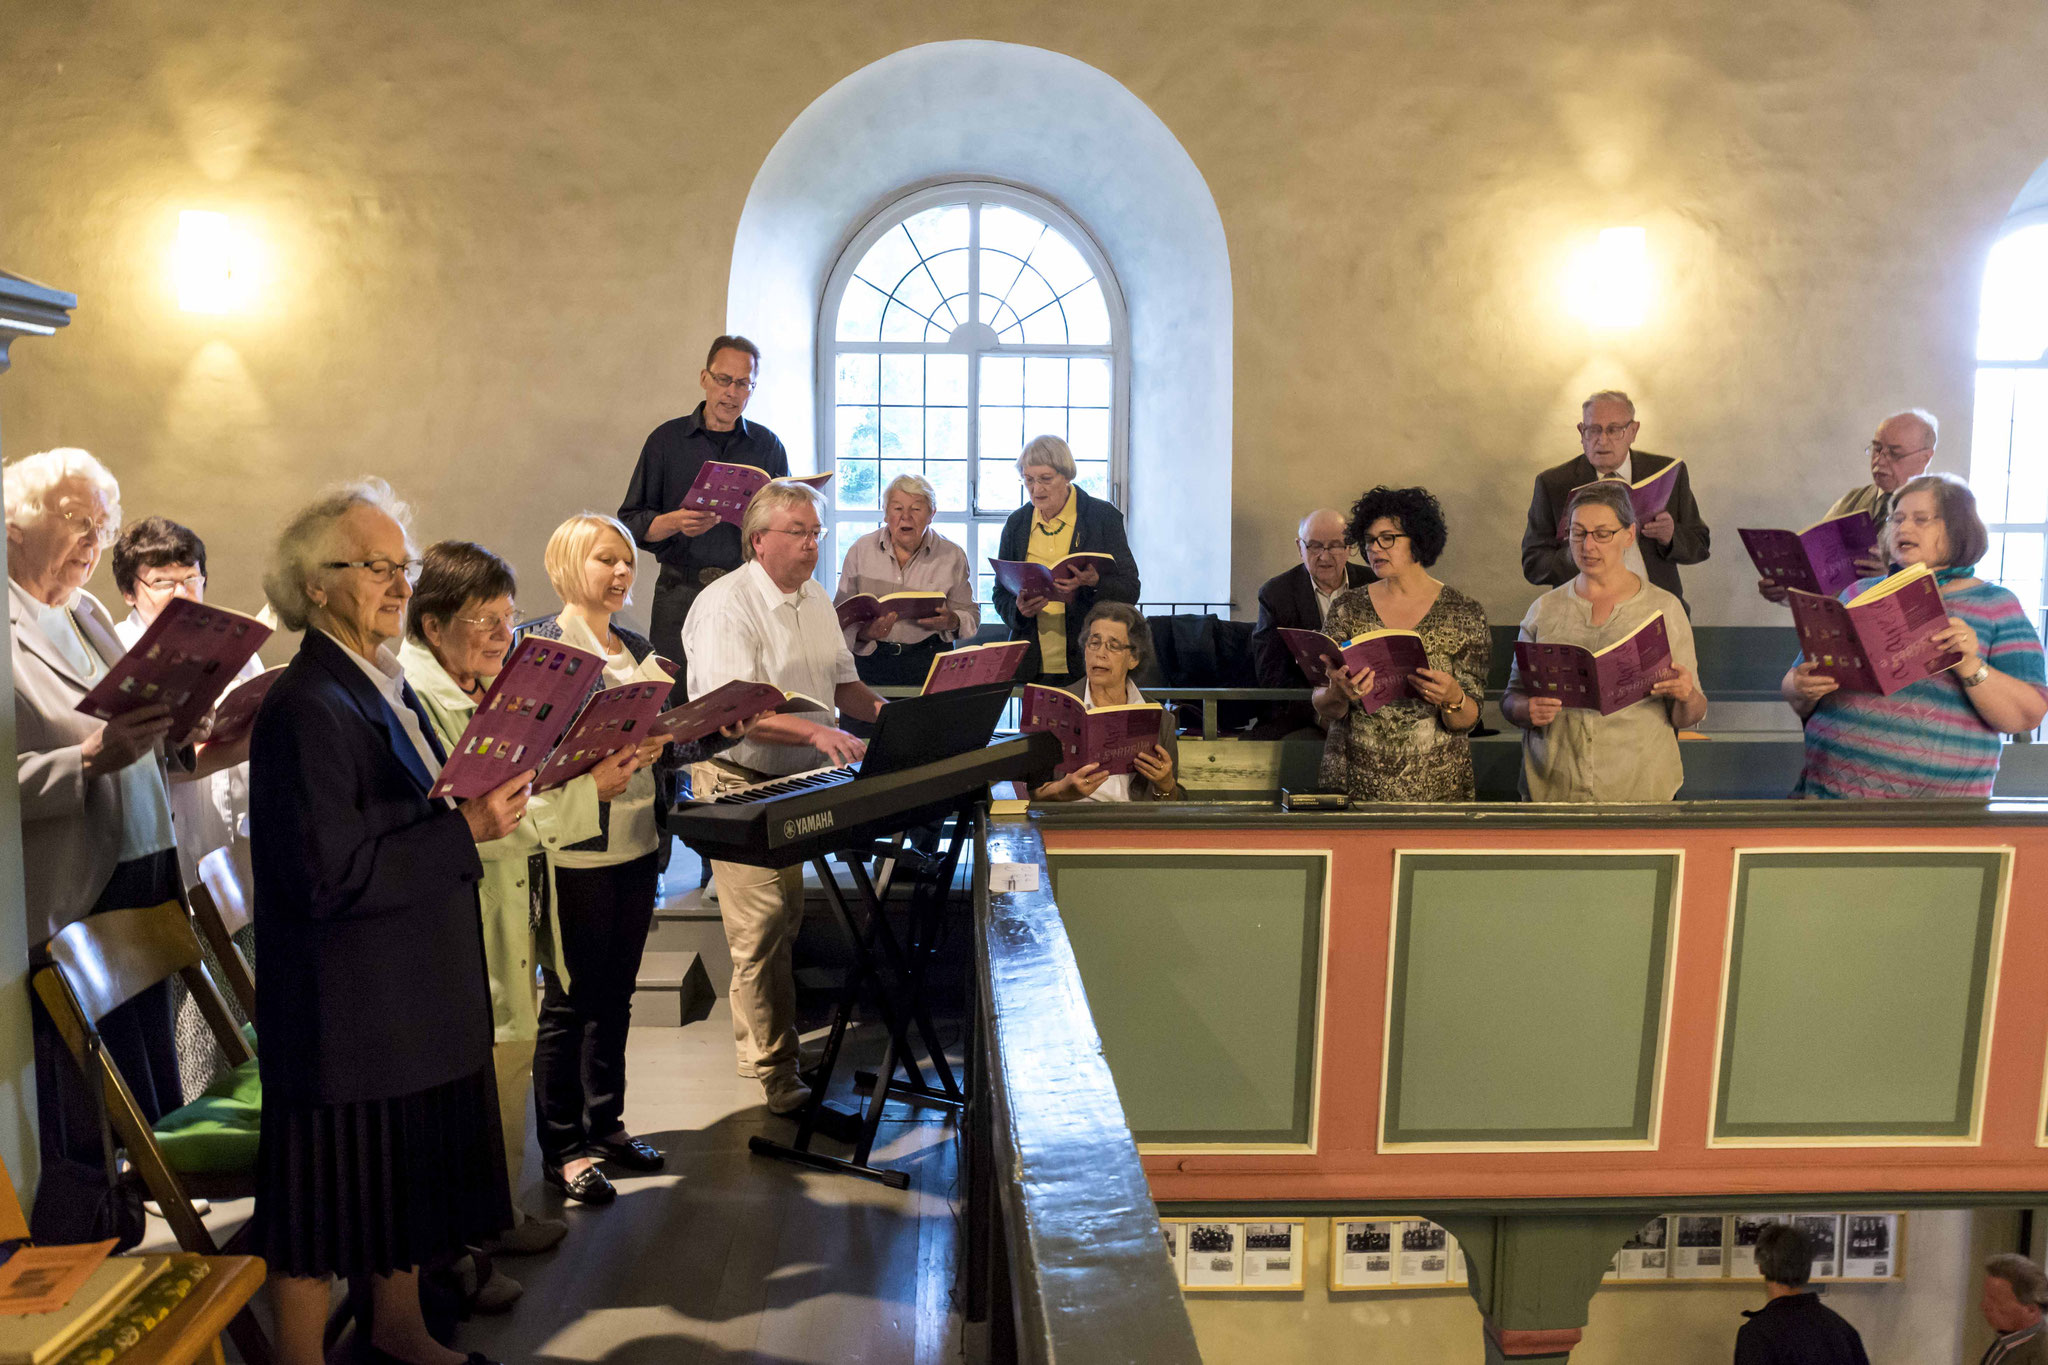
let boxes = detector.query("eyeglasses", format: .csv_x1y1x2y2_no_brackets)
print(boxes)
55,505,113,542
1577,422,1636,439
762,527,827,546
1358,532,1410,551
706,371,757,391
1885,512,1943,528
1083,636,1133,656
455,610,517,634
1869,442,1932,462
138,572,205,594
325,558,424,584
1568,526,1625,544
1298,538,1353,555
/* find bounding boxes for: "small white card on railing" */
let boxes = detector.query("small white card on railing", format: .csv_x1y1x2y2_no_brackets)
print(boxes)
989,863,1041,893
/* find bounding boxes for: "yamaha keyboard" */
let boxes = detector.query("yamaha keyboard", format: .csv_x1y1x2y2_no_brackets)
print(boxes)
669,732,1059,868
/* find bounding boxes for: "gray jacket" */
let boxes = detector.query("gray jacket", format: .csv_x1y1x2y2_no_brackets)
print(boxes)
9,581,183,944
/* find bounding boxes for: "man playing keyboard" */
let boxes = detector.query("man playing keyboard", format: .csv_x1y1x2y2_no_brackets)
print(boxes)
681,479,886,1114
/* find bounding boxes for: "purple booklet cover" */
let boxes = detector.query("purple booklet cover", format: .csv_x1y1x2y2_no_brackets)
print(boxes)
532,679,671,793
1514,614,1673,715
76,597,271,736
430,637,604,799
1739,511,1877,600
1787,566,1960,695
1020,684,1165,777
1275,627,1430,714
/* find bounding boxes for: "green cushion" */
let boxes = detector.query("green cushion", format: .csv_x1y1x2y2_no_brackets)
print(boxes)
152,1056,259,1175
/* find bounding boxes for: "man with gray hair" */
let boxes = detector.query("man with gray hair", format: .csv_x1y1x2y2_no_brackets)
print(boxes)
1250,507,1373,733
1756,409,1941,603
1521,390,1712,608
1980,1253,2048,1363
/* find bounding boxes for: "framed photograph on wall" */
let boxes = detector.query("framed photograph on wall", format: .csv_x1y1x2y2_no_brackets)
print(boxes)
1398,1221,1451,1285
1181,1221,1243,1289
1792,1214,1841,1280
1673,1215,1727,1279
1240,1222,1305,1290
1841,1214,1904,1281
1329,1220,1397,1290
1616,1216,1670,1280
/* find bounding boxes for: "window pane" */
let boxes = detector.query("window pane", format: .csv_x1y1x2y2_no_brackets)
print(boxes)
834,519,873,578
1029,228,1094,296
1024,356,1068,408
927,406,967,462
2009,370,2048,524
976,522,1009,605
880,406,923,463
840,460,879,511
881,354,923,406
881,458,925,501
1075,462,1111,501
1023,407,1067,441
1001,269,1057,335
880,300,925,343
979,407,1024,513
926,249,970,323
1971,368,2017,521
890,269,944,326
1070,356,1112,407
981,205,1047,268
1020,301,1069,345
981,355,1022,406
981,294,1023,335
901,203,970,257
836,352,879,404
835,279,886,342
1979,224,2048,363
853,227,920,297
1995,532,2045,616
1063,279,1111,345
1069,407,1110,463
929,354,968,406
927,461,969,512
836,405,878,463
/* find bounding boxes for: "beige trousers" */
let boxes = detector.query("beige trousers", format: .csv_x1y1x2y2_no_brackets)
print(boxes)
694,761,807,1078
492,1038,535,1215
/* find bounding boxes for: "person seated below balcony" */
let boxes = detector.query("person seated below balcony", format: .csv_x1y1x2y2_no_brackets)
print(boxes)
1310,486,1486,801
1031,601,1180,803
1502,480,1706,803
1783,473,2047,799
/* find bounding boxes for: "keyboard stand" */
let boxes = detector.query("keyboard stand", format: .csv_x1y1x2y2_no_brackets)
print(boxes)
746,795,976,1188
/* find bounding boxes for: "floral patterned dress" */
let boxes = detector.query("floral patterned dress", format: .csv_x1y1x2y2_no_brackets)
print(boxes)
1318,584,1490,802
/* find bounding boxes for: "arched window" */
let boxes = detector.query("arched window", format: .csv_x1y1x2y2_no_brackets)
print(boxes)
1969,218,2048,639
819,182,1127,603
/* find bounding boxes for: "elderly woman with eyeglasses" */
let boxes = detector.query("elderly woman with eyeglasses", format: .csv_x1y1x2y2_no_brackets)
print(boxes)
834,472,980,688
1503,480,1706,802
249,479,531,1365
991,435,1141,685
1310,487,1489,801
5,449,195,1239
1784,473,2047,798
1031,601,1181,802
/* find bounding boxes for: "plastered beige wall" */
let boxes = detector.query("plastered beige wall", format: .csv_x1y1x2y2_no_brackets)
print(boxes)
4,1,2048,635
1183,1211,2003,1365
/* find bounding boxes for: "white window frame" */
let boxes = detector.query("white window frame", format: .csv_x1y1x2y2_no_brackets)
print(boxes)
815,180,1130,600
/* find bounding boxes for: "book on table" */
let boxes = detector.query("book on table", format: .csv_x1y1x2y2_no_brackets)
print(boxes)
921,639,1031,695
1020,683,1165,778
680,462,832,528
1787,561,1962,695
531,679,673,793
1558,460,1684,533
988,553,1115,605
1274,626,1429,714
427,637,604,799
834,590,949,631
74,597,271,736
0,1249,170,1365
1513,613,1673,715
648,680,831,748
1738,510,1878,599
199,664,286,750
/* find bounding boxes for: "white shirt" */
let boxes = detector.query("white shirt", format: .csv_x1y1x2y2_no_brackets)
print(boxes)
682,560,859,776
119,609,261,887
30,592,176,862
1596,453,1649,580
1313,581,1342,629
1080,679,1148,804
546,615,664,867
317,629,443,782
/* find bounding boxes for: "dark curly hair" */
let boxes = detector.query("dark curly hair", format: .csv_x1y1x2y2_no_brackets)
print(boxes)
1346,486,1448,568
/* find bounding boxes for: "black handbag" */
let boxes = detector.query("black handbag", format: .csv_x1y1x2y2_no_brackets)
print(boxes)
28,1033,148,1251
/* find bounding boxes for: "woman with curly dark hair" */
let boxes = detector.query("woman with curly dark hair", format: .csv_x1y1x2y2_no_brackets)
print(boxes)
1310,486,1489,801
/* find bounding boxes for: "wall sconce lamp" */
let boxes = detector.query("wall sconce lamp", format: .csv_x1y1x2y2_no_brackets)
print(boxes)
1565,226,1651,328
174,210,263,314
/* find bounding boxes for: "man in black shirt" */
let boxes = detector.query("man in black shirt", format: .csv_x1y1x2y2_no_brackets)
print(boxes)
1734,1223,1870,1365
617,335,789,691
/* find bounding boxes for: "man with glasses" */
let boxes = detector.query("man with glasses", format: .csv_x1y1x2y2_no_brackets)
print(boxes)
1756,409,1939,603
618,335,789,693
1250,508,1374,733
1520,390,1711,608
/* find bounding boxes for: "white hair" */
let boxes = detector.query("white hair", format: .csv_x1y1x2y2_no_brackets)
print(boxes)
883,473,938,511
1017,435,1078,481
263,477,415,631
1581,390,1636,418
1,448,123,546
1886,408,1941,449
740,479,827,563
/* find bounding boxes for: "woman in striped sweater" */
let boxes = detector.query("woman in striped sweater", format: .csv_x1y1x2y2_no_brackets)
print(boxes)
1785,473,2048,799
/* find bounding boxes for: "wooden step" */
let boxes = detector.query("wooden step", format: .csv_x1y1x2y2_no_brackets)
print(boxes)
631,951,715,1028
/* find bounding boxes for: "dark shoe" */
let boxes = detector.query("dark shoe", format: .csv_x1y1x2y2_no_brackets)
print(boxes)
590,1132,665,1172
542,1161,616,1205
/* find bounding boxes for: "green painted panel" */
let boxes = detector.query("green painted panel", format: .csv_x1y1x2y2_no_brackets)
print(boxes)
1385,854,1675,1144
1048,853,1323,1144
1717,851,2003,1139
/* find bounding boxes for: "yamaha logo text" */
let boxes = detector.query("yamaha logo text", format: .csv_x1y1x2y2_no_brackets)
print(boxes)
783,810,835,842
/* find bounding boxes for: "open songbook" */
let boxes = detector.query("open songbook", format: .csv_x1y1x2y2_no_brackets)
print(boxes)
199,664,285,750
1559,460,1684,533
836,590,949,631
1788,561,1962,695
921,639,1031,695
989,553,1115,605
1020,683,1165,778
75,597,271,736
531,680,672,792
1513,613,1673,715
428,637,603,799
1275,626,1429,715
1739,510,1878,599
681,462,833,528
648,679,830,747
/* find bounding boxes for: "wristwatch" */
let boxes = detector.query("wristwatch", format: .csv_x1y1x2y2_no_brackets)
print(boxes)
1960,662,1993,688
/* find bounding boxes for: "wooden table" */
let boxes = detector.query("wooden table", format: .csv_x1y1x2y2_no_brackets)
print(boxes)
113,1256,263,1365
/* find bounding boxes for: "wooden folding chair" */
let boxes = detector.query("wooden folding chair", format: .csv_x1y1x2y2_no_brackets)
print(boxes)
190,847,257,1022
32,901,270,1365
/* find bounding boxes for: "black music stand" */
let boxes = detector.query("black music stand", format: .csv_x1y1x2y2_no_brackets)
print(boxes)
744,688,1010,1187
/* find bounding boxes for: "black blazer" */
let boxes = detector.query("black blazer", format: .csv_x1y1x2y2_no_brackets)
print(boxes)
249,630,489,1107
1519,451,1711,605
1248,561,1376,734
991,486,1142,682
